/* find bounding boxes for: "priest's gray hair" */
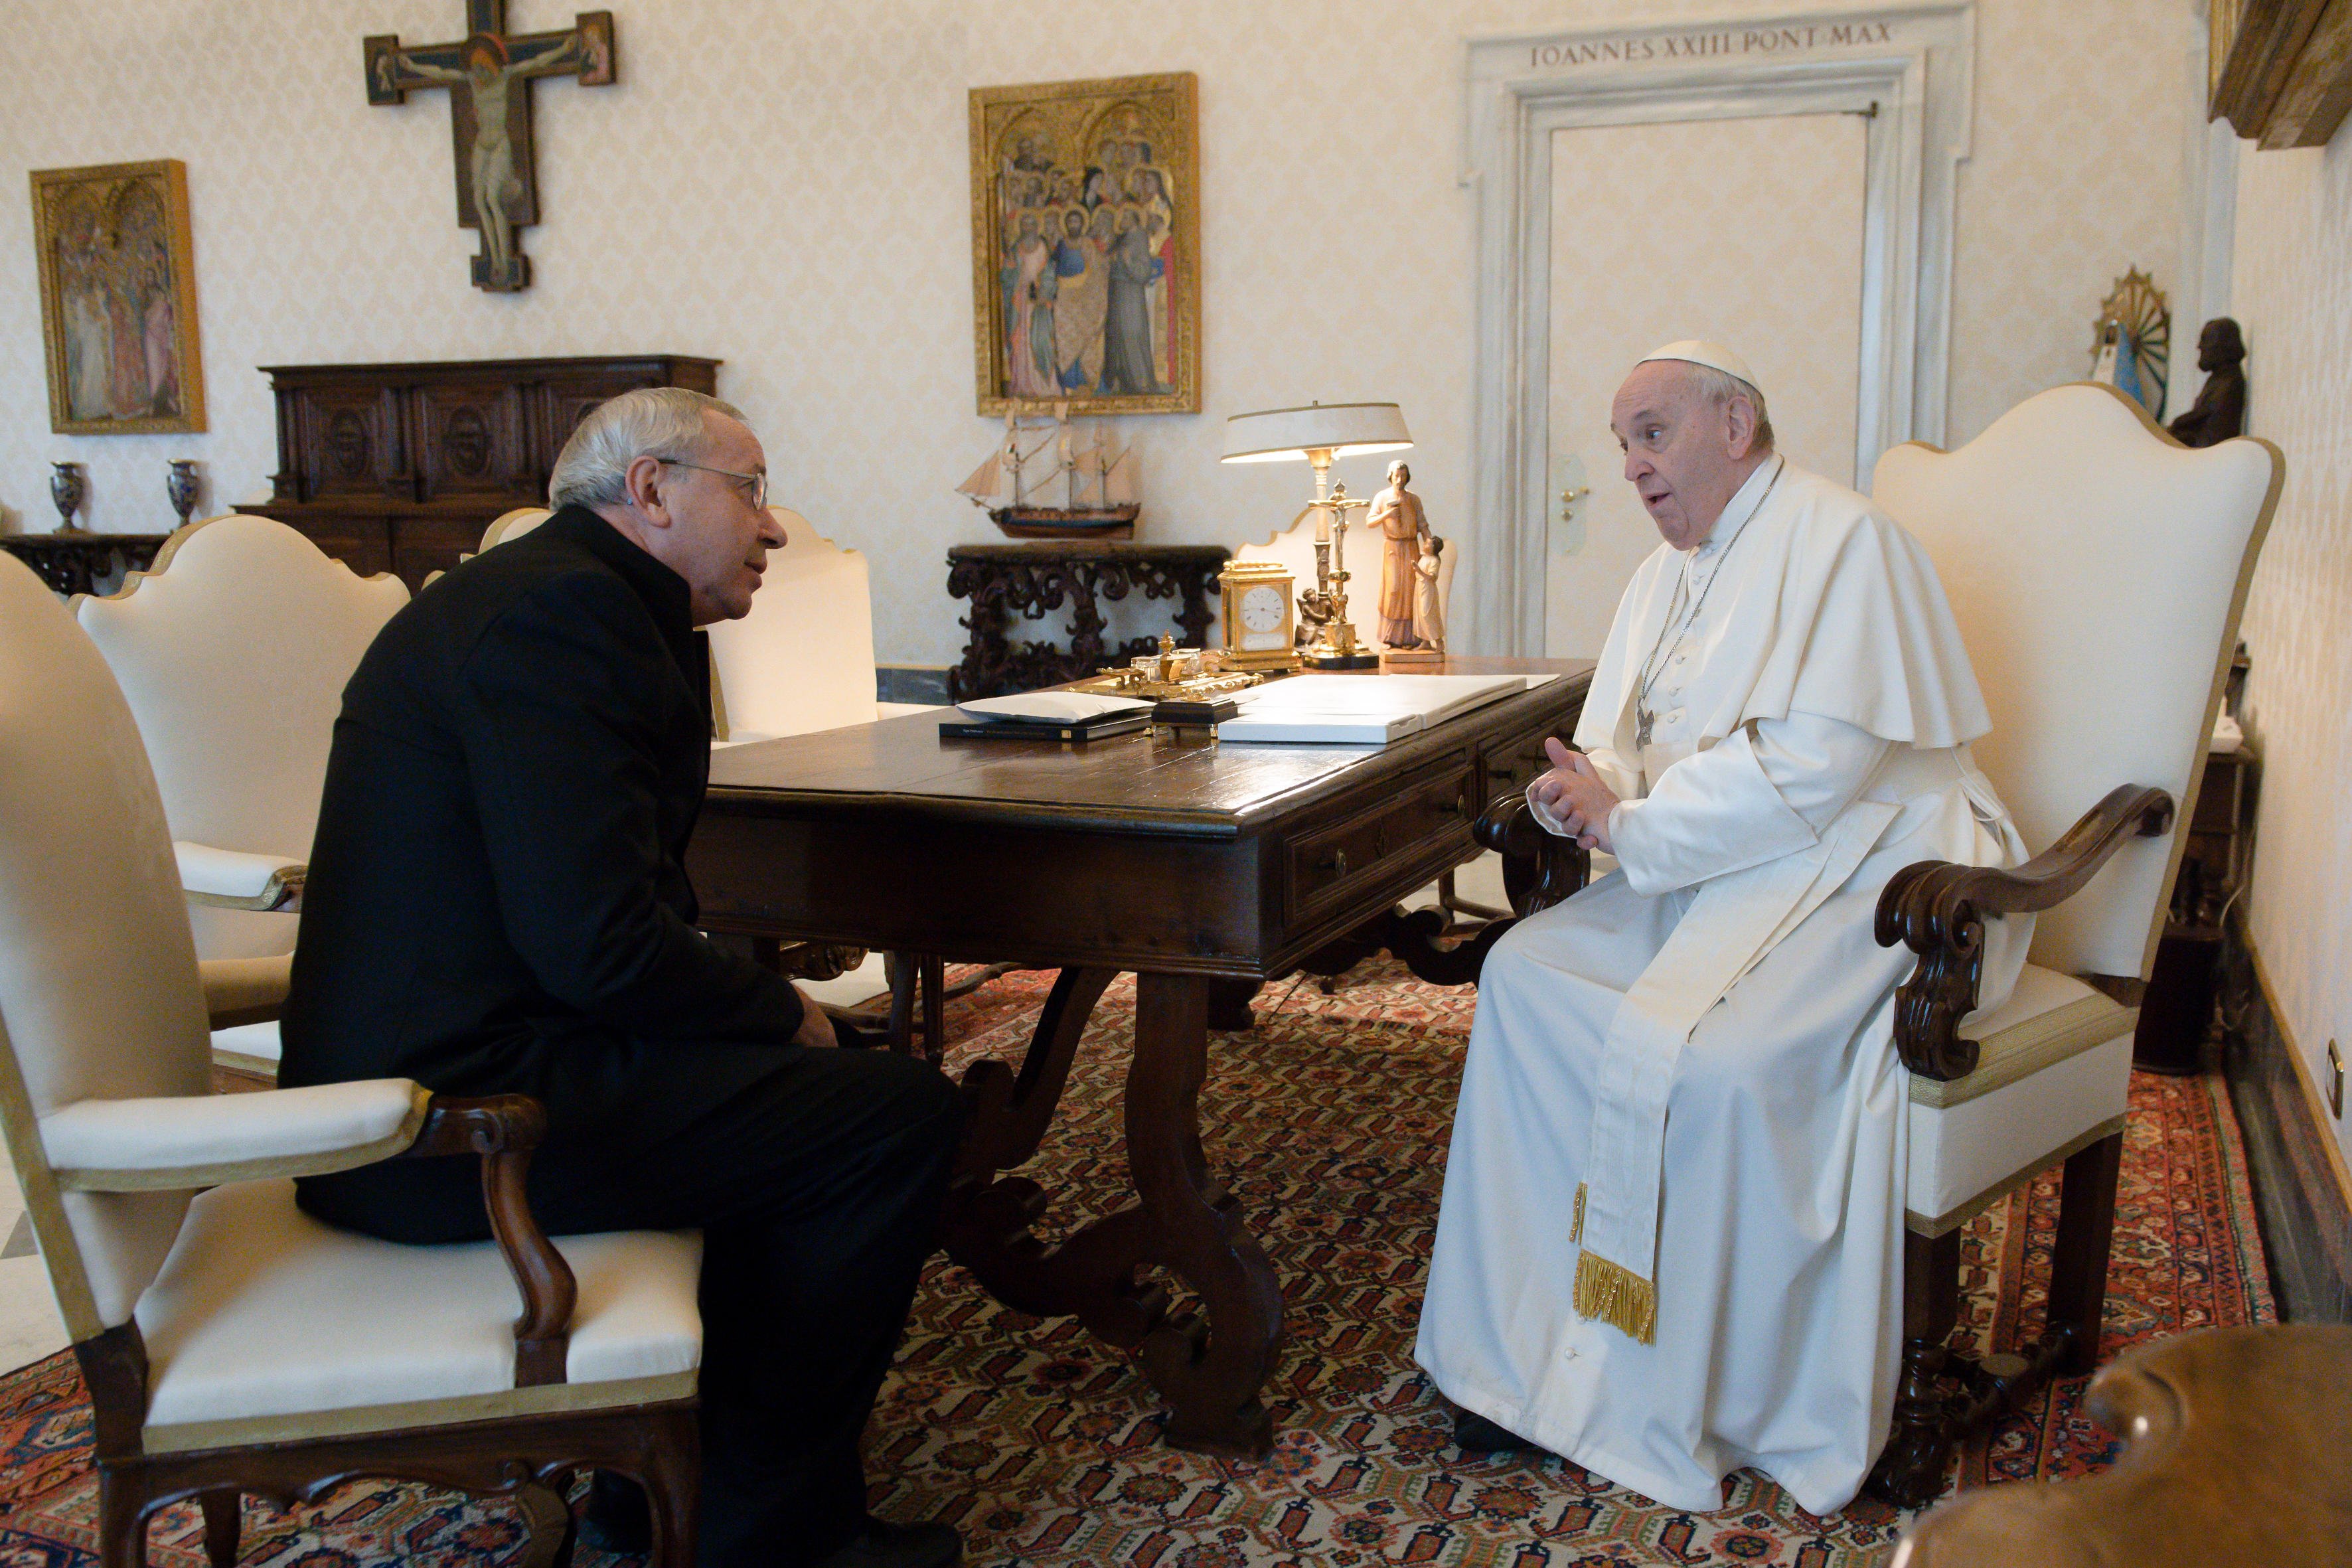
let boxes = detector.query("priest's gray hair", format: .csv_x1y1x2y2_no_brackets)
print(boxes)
1684,362,1775,453
548,387,747,510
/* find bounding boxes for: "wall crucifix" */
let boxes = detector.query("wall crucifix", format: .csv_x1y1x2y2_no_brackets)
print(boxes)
364,2,616,292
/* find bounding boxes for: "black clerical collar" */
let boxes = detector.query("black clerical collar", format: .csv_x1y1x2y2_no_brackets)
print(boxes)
544,504,695,639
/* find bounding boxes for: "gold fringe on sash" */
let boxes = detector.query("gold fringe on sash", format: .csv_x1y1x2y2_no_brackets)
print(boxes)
1572,1249,1658,1344
1567,1182,1656,1341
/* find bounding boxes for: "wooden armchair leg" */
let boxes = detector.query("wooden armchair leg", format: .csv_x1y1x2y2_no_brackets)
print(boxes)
884,952,949,1061
1871,1227,1962,1509
641,1403,701,1568
922,953,947,1063
2049,1129,2124,1377
98,1472,153,1568
886,953,918,1055
198,1490,240,1568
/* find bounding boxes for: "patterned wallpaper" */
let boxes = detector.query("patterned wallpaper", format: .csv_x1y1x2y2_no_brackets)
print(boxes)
2231,125,2352,1174
0,0,2198,665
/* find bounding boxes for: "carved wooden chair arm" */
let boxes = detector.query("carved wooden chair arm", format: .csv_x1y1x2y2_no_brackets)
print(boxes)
1875,785,2174,1081
399,1094,576,1387
1474,792,1589,917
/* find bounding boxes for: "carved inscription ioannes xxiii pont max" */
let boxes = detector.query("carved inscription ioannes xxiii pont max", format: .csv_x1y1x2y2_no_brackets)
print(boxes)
1527,19,1895,69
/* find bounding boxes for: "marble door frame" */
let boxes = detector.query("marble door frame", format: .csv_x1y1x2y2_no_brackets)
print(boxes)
1460,3,1974,657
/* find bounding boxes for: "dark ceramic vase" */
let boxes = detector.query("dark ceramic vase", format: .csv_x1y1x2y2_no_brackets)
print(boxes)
48,462,86,534
167,459,201,530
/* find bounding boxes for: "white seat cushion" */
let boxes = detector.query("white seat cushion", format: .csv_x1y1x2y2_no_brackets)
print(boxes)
1904,963,2137,1235
136,1178,701,1450
211,1020,281,1072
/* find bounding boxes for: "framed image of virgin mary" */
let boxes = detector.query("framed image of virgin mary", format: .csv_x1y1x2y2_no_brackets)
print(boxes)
969,73,1200,416
31,159,206,435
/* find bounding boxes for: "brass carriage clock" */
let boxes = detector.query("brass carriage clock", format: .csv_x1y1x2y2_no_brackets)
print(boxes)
1217,560,1301,672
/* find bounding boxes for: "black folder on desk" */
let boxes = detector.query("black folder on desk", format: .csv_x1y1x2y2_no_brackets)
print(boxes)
938,712,1151,743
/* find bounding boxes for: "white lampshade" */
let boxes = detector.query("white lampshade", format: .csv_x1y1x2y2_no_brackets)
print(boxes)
1220,402,1413,463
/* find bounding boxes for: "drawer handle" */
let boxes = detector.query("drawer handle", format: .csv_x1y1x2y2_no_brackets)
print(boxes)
1318,848,1350,876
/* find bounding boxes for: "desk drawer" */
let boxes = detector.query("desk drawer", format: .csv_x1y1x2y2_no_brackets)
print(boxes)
1480,722,1568,807
1287,749,1474,919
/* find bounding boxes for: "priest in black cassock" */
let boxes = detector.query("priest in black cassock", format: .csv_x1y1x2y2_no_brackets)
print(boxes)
279,388,964,1568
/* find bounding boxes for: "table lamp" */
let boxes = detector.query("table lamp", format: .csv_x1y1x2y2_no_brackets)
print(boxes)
1221,401,1412,669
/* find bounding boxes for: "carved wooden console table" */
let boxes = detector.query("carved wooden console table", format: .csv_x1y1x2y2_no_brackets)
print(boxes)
946,541,1229,700
242,354,719,591
1,533,166,597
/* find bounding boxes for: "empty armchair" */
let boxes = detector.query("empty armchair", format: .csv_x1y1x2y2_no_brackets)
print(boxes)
72,516,409,1072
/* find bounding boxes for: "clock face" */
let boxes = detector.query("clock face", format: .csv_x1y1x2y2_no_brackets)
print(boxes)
1238,584,1286,632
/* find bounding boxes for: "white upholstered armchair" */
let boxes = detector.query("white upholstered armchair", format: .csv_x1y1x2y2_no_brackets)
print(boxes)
1465,383,2278,1506
72,516,409,1073
1852,382,2279,1502
0,552,701,1568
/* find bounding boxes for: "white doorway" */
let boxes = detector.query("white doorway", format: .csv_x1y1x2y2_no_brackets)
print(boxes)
1458,6,1976,655
1543,112,1866,659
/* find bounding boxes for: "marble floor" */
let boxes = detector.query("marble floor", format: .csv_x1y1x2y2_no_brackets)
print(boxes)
0,1158,68,1375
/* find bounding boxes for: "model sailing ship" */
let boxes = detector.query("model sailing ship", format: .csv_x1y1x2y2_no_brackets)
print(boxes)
957,402,1140,540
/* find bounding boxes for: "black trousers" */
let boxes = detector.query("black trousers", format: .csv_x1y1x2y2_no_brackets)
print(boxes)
301,1042,964,1568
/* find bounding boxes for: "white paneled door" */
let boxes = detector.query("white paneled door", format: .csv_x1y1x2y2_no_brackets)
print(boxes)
1544,114,1865,660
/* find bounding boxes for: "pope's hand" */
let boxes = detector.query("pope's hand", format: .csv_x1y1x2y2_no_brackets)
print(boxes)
1528,736,1618,854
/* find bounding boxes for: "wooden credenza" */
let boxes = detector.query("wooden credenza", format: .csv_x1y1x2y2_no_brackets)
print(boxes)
244,354,720,590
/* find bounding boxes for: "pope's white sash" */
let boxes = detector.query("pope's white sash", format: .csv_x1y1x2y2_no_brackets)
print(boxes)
1570,795,1900,1342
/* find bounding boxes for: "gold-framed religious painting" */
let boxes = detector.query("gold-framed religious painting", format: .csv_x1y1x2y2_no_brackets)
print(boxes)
969,72,1200,416
31,159,206,435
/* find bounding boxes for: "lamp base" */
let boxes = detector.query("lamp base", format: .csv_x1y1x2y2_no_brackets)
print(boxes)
1302,649,1383,670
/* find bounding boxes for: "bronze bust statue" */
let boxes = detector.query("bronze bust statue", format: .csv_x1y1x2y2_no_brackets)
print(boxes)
2167,317,2246,448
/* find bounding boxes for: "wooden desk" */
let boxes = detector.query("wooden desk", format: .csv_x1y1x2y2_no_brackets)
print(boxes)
689,657,1591,1455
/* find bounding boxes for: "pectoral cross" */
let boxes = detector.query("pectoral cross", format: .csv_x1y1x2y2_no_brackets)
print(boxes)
364,2,617,292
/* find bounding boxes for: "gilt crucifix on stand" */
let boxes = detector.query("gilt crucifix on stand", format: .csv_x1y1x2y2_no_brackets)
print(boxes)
364,2,616,292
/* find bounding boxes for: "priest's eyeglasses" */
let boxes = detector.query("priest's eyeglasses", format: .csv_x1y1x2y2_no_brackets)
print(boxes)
659,459,767,510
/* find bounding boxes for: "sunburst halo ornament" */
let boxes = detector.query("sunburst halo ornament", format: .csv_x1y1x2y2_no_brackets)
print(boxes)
2088,268,2171,417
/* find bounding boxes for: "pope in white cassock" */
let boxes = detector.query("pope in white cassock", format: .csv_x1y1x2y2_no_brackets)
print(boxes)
1414,343,2033,1514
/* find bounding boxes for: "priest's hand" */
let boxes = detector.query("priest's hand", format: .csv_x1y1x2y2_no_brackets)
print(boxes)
790,984,839,1049
1530,737,1618,854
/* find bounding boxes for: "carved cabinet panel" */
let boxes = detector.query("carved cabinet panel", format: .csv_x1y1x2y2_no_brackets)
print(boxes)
415,382,530,502
248,354,720,591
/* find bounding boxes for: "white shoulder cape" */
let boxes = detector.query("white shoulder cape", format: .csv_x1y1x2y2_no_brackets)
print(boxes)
1573,462,1989,758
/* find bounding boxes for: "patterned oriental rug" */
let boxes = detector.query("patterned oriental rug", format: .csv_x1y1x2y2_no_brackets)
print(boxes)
0,961,2274,1568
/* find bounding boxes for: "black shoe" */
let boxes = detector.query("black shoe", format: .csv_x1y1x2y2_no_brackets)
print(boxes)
1453,1408,1543,1455
826,1011,891,1050
813,1518,961,1568
580,1470,652,1555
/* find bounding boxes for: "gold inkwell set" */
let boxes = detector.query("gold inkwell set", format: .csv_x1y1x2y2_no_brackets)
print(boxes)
1073,635,1263,732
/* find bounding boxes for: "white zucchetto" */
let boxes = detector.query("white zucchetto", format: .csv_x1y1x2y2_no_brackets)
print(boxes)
1636,340,1761,394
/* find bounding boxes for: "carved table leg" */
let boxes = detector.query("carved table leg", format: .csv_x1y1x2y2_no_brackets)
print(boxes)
1205,978,1261,1032
1127,971,1283,1456
944,969,1169,1348
944,967,1283,1457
